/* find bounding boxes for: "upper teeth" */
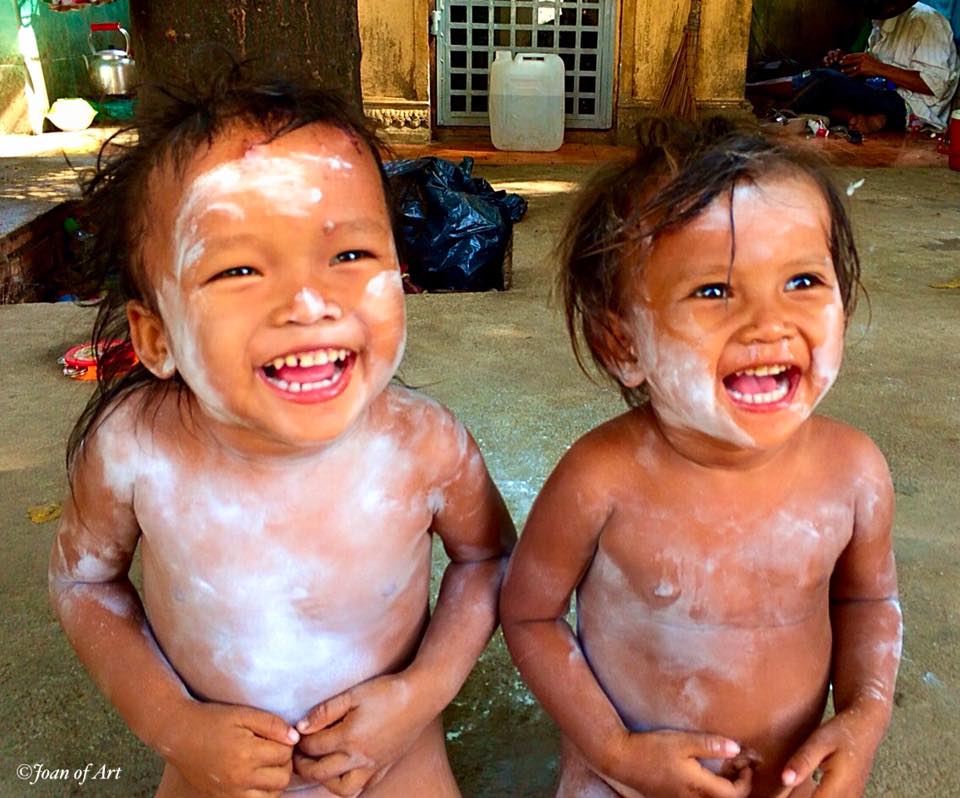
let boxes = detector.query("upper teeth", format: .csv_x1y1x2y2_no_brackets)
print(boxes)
736,364,789,377
270,348,349,370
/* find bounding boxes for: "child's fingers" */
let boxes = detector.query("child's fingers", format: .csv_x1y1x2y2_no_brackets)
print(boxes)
292,751,352,783
323,768,374,797
237,707,300,746
297,691,353,735
781,731,833,789
728,761,753,798
687,769,755,798
248,762,294,793
253,738,296,767
296,724,347,758
675,731,742,760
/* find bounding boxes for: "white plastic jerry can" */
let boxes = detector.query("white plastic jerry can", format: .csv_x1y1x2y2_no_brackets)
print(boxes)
489,51,565,152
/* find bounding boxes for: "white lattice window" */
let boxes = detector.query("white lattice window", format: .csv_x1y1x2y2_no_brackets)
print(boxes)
436,0,615,128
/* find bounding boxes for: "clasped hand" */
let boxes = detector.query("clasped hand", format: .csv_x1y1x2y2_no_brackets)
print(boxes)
294,672,429,797
599,729,757,798
780,709,879,797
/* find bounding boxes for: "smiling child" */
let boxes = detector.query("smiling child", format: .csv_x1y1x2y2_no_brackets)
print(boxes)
49,69,515,797
501,119,901,798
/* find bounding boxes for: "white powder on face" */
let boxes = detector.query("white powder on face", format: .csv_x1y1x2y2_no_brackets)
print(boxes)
632,306,755,448
364,269,402,299
293,287,337,321
156,284,243,427
171,149,352,282
809,298,844,402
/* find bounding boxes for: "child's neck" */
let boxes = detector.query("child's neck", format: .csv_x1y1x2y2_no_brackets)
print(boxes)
646,404,811,472
182,391,373,466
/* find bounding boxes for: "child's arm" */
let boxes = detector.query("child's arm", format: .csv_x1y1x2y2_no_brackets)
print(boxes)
781,442,900,797
501,441,751,798
50,429,299,797
294,419,515,795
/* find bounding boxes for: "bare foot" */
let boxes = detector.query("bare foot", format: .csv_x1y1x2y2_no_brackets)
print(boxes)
850,113,888,133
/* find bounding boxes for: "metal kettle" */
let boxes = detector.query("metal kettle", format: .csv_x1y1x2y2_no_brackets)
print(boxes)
84,22,137,96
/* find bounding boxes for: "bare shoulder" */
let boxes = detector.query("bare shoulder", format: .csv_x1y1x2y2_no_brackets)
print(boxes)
71,386,170,496
558,407,655,479
808,417,893,516
808,416,890,477
379,384,477,480
545,407,655,512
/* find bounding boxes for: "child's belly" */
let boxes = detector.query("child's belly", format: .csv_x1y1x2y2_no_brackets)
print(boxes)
577,594,832,793
139,529,432,726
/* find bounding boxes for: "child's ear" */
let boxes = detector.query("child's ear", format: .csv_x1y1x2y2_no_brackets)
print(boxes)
597,311,645,388
127,300,175,379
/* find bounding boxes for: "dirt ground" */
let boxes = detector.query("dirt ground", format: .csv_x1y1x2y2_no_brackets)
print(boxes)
0,155,958,797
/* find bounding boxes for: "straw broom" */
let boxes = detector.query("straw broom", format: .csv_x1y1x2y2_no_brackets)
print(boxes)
657,0,703,121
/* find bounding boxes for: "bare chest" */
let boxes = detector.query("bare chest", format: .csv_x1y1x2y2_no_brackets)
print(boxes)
585,489,854,627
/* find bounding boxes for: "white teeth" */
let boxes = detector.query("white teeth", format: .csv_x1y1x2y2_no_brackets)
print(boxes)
267,348,351,370
289,381,301,393
728,381,790,405
738,364,789,377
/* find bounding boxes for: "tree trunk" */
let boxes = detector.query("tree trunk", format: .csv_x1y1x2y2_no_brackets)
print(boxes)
129,0,361,106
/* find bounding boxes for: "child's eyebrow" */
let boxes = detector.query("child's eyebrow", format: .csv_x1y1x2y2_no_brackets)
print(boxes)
328,218,392,235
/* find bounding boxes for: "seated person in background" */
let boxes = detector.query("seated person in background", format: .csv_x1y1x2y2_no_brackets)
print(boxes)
748,0,959,132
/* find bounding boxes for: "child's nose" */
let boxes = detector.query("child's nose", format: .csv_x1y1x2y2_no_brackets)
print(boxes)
275,287,343,325
738,303,795,344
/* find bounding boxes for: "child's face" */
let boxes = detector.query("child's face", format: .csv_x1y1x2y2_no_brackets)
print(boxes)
622,174,845,454
136,122,405,453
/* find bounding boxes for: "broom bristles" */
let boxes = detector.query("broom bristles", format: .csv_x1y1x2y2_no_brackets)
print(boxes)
657,0,702,121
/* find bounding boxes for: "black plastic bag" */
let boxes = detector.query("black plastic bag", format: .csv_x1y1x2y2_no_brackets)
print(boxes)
385,157,527,292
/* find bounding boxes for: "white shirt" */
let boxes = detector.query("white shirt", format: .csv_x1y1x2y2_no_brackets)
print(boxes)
868,2,959,129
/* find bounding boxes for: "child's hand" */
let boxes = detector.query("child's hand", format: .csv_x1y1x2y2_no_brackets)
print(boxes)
780,710,879,797
293,673,427,796
601,730,754,798
164,700,299,797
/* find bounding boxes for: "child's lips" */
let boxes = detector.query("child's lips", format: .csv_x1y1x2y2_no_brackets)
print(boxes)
259,346,356,403
722,364,801,411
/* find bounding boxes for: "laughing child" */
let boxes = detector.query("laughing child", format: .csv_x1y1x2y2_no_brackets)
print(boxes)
500,119,901,798
49,68,515,798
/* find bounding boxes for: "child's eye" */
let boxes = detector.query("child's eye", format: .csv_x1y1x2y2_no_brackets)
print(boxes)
210,265,259,281
785,273,824,291
332,250,374,265
691,283,729,300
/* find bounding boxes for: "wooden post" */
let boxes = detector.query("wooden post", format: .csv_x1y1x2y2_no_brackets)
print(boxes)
129,0,362,106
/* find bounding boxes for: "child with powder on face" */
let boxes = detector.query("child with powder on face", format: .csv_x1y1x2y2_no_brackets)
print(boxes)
501,119,901,798
49,69,515,798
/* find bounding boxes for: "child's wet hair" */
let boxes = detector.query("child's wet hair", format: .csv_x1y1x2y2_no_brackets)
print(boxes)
66,58,392,471
558,115,863,408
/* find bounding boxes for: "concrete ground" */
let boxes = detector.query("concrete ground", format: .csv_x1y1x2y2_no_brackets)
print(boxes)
0,140,958,796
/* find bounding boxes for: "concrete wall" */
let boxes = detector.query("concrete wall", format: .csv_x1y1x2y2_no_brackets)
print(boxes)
357,0,755,140
358,0,431,141
618,0,753,132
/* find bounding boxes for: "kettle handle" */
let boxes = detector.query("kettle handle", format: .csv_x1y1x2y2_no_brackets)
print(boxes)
88,23,132,56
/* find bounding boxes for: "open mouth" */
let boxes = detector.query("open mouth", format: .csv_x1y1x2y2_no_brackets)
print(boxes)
259,347,355,400
722,364,800,410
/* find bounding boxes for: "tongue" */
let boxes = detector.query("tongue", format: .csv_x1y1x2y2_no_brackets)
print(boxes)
725,373,779,395
274,362,337,383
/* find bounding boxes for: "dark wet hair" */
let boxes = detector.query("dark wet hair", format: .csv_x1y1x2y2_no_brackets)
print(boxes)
558,115,862,408
66,59,394,471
